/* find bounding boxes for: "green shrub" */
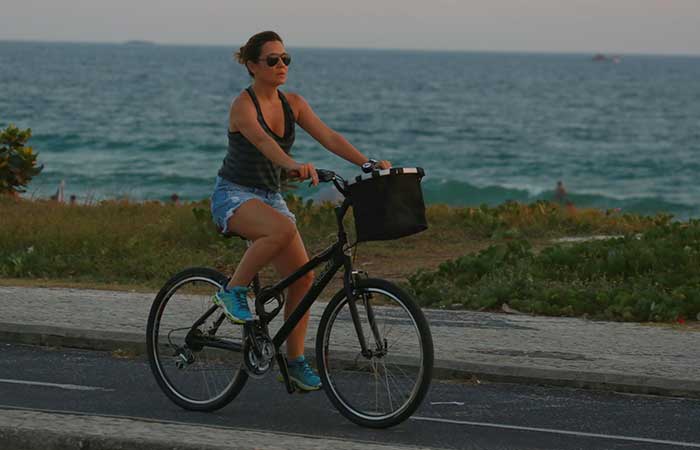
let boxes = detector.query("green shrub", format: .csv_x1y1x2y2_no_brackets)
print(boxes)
0,125,43,195
407,221,700,322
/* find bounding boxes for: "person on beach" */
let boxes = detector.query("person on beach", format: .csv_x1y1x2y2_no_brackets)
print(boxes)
554,180,568,205
210,31,390,391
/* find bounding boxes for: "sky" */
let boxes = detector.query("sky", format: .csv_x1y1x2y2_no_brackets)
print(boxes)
2,0,700,55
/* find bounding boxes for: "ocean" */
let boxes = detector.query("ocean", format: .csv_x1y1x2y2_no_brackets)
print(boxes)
1,41,699,218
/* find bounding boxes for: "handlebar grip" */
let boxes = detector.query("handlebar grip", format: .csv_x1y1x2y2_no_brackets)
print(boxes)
316,169,336,183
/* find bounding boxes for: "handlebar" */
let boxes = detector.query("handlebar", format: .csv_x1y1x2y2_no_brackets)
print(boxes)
290,159,381,198
309,158,382,196
316,169,336,183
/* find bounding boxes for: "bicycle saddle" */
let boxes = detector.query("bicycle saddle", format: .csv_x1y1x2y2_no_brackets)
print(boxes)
216,225,246,240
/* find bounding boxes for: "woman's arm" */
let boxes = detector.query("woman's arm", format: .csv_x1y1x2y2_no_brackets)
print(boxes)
231,93,318,184
290,94,390,169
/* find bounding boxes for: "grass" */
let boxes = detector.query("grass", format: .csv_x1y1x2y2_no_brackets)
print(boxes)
2,194,689,322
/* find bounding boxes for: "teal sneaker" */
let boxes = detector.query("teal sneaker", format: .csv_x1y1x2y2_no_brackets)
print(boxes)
287,356,322,391
212,286,253,324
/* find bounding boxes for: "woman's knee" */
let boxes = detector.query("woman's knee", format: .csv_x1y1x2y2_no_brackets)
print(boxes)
227,200,296,245
266,220,297,249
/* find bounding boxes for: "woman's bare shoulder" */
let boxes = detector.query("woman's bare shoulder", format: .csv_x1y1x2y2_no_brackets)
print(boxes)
229,90,256,132
230,89,254,110
282,92,308,118
283,91,305,105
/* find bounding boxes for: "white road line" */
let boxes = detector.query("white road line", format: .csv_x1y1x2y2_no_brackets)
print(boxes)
0,378,114,392
412,416,700,448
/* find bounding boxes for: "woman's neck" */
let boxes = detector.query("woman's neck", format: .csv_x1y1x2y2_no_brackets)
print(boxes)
251,82,278,102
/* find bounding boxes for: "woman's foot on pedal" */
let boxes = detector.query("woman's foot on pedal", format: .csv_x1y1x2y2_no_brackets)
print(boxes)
212,286,253,324
287,356,321,391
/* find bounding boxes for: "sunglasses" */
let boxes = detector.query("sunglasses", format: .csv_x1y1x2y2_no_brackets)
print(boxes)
259,53,292,67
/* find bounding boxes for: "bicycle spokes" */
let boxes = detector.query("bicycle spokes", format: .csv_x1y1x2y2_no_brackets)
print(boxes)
148,271,247,409
319,283,431,426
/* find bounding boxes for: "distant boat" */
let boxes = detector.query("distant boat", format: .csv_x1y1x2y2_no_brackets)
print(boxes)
123,40,156,46
593,53,622,63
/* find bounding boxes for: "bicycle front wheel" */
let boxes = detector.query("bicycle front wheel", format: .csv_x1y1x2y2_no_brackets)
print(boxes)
146,267,248,411
316,278,433,428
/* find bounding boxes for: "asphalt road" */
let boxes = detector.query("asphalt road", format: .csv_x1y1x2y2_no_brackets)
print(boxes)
1,343,699,450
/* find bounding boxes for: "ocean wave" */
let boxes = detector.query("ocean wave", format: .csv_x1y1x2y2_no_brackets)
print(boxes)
421,179,699,218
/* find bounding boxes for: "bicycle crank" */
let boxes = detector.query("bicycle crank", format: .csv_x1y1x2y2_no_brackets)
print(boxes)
243,334,275,378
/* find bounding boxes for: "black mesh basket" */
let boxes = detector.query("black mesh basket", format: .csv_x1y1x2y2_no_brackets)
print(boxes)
345,167,428,242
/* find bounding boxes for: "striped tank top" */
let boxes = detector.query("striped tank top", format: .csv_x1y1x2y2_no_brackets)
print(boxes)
218,87,295,192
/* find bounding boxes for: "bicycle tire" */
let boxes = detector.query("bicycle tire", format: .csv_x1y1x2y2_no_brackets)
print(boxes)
316,278,433,428
146,267,248,411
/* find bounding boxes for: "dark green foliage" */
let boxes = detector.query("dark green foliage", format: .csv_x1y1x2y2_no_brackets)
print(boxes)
0,124,44,194
407,221,700,322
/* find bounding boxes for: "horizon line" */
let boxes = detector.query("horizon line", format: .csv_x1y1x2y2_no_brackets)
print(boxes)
1,38,699,58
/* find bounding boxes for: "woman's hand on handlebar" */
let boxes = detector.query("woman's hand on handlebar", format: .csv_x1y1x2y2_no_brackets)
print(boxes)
362,158,392,173
288,162,319,186
377,160,391,170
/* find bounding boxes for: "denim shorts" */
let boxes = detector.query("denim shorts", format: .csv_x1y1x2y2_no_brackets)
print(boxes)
210,176,296,234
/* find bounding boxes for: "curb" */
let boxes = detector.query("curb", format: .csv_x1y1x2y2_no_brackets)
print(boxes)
433,359,700,398
0,426,221,450
2,322,699,399
0,322,145,353
0,408,425,450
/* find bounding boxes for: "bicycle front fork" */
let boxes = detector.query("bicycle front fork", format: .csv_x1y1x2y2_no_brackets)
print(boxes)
346,270,384,359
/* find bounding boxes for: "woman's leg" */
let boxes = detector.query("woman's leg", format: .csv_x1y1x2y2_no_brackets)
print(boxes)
270,230,314,359
225,199,297,289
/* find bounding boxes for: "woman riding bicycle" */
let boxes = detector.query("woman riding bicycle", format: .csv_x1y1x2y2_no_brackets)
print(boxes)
210,31,391,392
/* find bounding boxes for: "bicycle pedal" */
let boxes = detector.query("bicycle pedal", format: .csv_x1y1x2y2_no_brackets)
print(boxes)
276,374,297,394
277,375,319,394
275,354,297,394
294,383,321,394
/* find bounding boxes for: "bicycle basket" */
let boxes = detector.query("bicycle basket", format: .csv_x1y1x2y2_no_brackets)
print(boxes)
345,167,428,242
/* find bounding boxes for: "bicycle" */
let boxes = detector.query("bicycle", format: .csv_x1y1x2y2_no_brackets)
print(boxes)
146,167,433,428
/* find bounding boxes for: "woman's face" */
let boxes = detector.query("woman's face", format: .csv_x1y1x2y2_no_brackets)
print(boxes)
249,40,289,86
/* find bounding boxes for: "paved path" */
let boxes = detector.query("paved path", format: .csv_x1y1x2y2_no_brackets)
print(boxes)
1,286,699,397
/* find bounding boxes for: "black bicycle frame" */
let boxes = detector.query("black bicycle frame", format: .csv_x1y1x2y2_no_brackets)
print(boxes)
261,197,356,348
188,196,371,355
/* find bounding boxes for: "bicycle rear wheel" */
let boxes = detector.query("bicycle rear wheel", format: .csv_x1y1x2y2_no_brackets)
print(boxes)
146,267,248,411
316,278,433,428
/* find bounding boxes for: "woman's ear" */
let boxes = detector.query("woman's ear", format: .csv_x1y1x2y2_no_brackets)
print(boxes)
245,61,256,78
